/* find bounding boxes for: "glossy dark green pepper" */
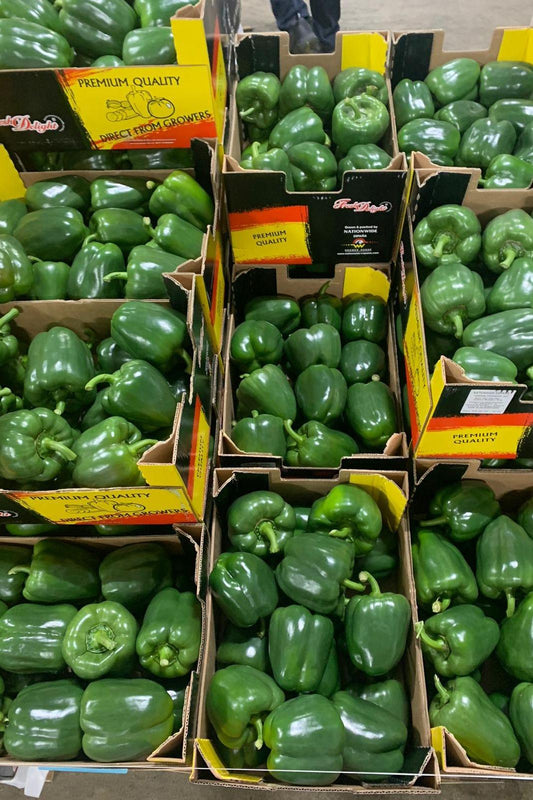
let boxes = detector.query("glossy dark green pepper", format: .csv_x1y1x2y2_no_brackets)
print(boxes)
518,497,533,538
231,411,287,458
462,308,533,371
122,26,175,65
510,682,533,765
148,170,214,232
287,142,338,191
25,177,91,214
0,0,63,32
99,543,172,614
308,484,382,556
421,263,486,339
489,98,533,135
133,0,196,27
497,593,533,682
332,94,390,150
0,602,77,673
110,300,190,373
479,153,533,188
284,419,357,467
346,678,408,726
227,490,296,556
412,528,478,612
455,119,517,169
237,364,297,421
514,121,533,163
67,241,124,299
245,295,301,335
209,552,278,628
434,100,487,133
346,380,396,450
30,259,70,300
486,257,533,312
480,61,533,107
88,209,151,254
354,527,397,580
340,340,386,384
398,118,460,165
342,294,387,343
0,234,33,302
105,245,183,299
14,207,88,262
333,67,388,106
236,72,281,131
217,624,270,673
0,18,74,67
300,282,342,330
57,0,137,59
425,58,480,105
269,605,334,693
230,320,283,372
147,213,204,260
96,339,132,373
0,199,26,236
0,545,31,605
279,65,334,121
269,107,329,151
452,346,518,382
240,142,294,191
285,323,341,374
413,204,481,269
421,480,500,540
337,143,392,175
482,209,533,272
393,78,435,129
295,365,347,426
476,515,533,618
90,177,157,214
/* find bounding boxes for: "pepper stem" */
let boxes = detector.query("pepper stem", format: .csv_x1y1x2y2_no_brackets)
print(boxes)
420,515,447,528
0,308,19,329
432,233,452,259
358,571,381,596
505,590,516,618
146,180,156,190
251,716,263,750
365,85,379,97
342,578,366,592
157,645,176,668
250,141,263,159
144,218,157,238
40,438,77,462
7,565,30,577
371,373,381,382
54,401,66,416
433,674,450,704
0,388,11,398
83,233,98,246
256,521,280,554
103,272,128,283
415,621,449,652
432,597,451,614
251,410,259,419
129,439,159,457
284,419,305,446
239,107,256,120
329,526,352,539
499,247,516,270
449,313,464,340
85,373,116,391
179,349,193,374
318,281,331,297
91,630,116,651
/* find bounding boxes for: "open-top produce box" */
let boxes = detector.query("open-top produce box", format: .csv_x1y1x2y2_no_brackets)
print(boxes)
395,167,533,460
224,31,409,266
390,27,533,185
192,467,439,791
411,460,533,778
219,263,408,471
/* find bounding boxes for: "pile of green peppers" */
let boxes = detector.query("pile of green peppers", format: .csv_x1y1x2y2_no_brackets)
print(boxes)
0,168,214,301
15,148,195,173
0,538,201,762
229,282,398,466
0,0,200,69
0,300,193,489
412,203,533,390
207,483,414,785
236,65,393,191
394,59,533,187
413,479,533,769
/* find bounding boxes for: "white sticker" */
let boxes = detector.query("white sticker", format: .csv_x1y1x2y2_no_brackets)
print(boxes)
461,389,516,415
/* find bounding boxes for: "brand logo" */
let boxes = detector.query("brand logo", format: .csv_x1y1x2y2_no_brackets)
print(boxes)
0,114,65,134
0,510,16,519
352,237,370,249
332,199,392,213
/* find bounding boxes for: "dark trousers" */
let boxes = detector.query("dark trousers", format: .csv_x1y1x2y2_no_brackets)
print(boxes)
270,0,341,51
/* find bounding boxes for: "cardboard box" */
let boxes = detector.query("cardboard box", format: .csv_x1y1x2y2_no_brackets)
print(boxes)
0,528,206,768
224,31,410,266
390,27,533,171
411,460,532,778
191,467,439,791
0,0,240,153
395,169,533,460
219,264,409,470
0,297,216,526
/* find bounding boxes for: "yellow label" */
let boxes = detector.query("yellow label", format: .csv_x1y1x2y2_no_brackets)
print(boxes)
348,475,406,530
341,32,388,74
9,488,196,525
171,18,210,67
0,146,25,201
201,231,226,352
498,28,533,64
431,727,447,770
189,402,210,518
343,267,390,301
196,740,262,783
393,162,415,261
416,423,525,460
139,462,187,489
404,288,432,443
229,210,312,264
57,66,217,149
213,38,227,140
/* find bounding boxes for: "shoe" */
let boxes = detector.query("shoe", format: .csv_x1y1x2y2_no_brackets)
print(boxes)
288,16,321,54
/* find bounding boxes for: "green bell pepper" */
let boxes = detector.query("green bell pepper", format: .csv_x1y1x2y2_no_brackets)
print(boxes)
148,171,214,232
88,209,151,254
100,543,172,614
286,323,341,373
345,571,410,676
276,532,356,614
9,539,100,604
338,143,392,175
295,365,347,426
207,664,284,750
479,153,533,188
147,212,204,260
230,320,283,372
293,506,310,534
134,0,196,27
412,529,478,612
346,679,408,727
421,479,500,539
455,118,517,169
480,61,533,107
24,326,95,415
67,241,124,299
0,602,76,673
333,691,407,782
430,675,520,767
269,107,329,151
240,141,268,168
85,360,177,431
0,545,31,605
453,346,518,382
340,341,386,384
30,259,70,300
284,419,358,467
264,694,344,786
56,0,137,59
489,98,533,135
287,142,337,191
90,177,157,214
104,245,183,299
5,680,83,761
421,263,486,338
0,386,22,415
240,142,294,190
397,118,460,165
125,148,193,170
61,150,119,170
122,26,175,65
393,79,435,129
14,207,88,262
514,120,533,163
354,527,397,580
0,407,77,483
332,95,390,150
217,624,269,673
497,593,533,681
300,283,342,330
210,552,278,628
518,497,533,538
0,309,20,365
490,692,510,715
0,234,33,302
245,294,301,334
0,18,74,67
279,65,334,121
80,678,173,762
231,411,287,458
308,484,382,555
227,491,295,556
477,515,533,617
237,364,297,421
425,58,480,105
415,604,500,677
486,257,533,312
62,600,138,679
80,392,110,431
0,0,63,31
25,177,90,214
2,353,26,392
333,67,388,106
346,381,397,450
92,55,124,66
0,199,26,236
110,300,190,373
236,72,280,131
268,604,334,693
413,204,482,269
482,208,533,272
510,683,533,764
136,587,201,678
434,100,487,133
462,308,533,370
341,294,387,343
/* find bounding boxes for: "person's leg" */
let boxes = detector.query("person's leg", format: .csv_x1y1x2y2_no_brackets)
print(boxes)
270,0,321,53
270,0,309,30
309,0,341,52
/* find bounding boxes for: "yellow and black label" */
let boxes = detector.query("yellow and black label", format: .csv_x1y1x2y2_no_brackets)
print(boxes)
199,230,226,353
229,205,312,264
404,288,432,446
